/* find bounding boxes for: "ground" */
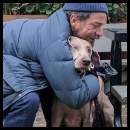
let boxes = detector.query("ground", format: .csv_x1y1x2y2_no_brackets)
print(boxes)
33,104,127,127
33,104,46,127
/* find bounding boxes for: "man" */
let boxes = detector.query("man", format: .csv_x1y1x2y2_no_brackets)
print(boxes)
3,3,108,127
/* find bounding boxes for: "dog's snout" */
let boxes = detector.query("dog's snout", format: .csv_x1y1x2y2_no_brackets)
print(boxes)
82,59,91,66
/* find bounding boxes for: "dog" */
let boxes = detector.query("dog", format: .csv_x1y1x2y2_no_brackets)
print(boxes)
51,36,114,127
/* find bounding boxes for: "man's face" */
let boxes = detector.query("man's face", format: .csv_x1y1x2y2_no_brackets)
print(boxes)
70,13,107,45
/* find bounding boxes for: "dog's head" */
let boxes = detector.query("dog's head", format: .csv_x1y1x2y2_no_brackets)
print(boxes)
68,36,94,73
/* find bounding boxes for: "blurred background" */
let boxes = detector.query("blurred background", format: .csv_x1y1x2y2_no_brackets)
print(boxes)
3,3,127,23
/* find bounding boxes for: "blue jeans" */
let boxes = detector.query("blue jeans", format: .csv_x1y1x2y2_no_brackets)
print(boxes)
4,92,40,127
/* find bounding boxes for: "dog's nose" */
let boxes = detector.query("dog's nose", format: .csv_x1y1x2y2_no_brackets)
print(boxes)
82,59,91,66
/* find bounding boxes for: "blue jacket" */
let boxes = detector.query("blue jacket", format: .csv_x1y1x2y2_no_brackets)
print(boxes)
3,8,100,110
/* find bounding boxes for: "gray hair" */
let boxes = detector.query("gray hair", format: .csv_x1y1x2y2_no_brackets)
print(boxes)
64,10,91,21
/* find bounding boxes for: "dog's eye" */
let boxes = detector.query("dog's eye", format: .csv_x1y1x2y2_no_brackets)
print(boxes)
87,48,92,54
72,45,78,50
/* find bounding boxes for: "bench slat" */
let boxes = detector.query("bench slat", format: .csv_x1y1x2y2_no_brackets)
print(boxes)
111,85,127,104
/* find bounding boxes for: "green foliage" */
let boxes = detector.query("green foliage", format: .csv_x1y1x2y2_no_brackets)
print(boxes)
3,3,127,23
3,3,64,16
107,3,127,23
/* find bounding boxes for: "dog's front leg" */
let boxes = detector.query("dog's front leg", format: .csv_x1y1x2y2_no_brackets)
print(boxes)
51,96,65,127
97,76,114,127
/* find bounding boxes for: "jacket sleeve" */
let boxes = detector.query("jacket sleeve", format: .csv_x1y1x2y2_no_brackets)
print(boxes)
38,41,100,109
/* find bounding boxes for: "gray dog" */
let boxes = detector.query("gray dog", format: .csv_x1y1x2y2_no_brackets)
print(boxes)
51,36,114,127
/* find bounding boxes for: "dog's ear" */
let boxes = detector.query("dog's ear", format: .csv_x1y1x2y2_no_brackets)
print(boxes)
91,50,100,68
68,36,72,47
68,36,77,48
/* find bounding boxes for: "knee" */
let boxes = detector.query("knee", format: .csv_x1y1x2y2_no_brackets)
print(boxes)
21,92,40,110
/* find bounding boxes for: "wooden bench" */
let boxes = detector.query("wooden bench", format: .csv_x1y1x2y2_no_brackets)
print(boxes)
103,24,127,127
110,85,127,127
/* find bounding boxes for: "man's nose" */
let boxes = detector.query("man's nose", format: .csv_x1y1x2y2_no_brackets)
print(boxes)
96,27,103,37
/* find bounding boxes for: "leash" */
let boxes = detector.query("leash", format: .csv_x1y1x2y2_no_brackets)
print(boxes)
92,97,106,127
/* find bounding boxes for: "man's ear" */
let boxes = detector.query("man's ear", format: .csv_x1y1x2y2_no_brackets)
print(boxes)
69,14,79,28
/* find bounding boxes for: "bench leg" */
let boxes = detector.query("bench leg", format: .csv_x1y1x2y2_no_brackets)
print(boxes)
109,94,122,127
110,40,122,85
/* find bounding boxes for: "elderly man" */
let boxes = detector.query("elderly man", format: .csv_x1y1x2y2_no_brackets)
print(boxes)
3,3,109,127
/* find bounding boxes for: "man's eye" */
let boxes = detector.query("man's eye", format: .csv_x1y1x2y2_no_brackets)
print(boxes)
93,24,101,29
94,24,99,27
